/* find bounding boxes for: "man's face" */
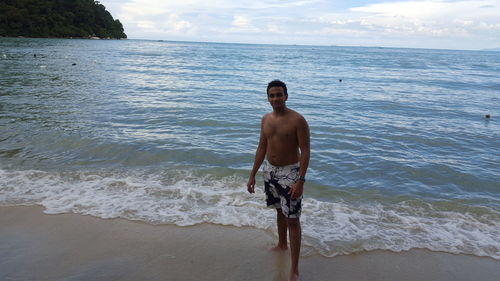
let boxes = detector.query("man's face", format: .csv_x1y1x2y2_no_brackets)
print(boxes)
267,86,287,109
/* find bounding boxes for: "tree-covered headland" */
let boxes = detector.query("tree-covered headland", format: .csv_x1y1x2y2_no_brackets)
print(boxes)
0,0,127,39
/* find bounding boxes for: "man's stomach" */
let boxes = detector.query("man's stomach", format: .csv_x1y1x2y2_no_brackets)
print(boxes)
266,152,300,167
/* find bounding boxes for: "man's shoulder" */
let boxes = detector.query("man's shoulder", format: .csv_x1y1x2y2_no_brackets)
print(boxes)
262,112,272,120
260,113,273,125
287,109,307,122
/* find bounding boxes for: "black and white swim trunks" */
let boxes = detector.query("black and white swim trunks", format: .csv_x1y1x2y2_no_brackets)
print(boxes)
263,162,302,218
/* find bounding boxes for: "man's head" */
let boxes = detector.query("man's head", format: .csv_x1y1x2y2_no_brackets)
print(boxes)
266,80,288,110
267,80,287,97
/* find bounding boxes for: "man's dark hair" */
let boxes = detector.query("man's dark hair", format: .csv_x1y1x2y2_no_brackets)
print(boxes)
267,80,288,96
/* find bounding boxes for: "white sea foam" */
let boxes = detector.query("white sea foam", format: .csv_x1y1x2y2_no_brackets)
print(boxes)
1,168,499,259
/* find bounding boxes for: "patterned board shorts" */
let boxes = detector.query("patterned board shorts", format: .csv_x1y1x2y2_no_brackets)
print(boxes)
263,162,302,218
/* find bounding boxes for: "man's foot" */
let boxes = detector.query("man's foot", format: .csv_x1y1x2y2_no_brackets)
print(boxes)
289,272,300,281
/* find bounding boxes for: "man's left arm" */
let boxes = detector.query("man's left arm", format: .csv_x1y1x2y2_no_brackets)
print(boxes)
290,116,310,199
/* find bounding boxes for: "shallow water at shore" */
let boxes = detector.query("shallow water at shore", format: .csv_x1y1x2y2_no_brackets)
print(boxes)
1,38,499,258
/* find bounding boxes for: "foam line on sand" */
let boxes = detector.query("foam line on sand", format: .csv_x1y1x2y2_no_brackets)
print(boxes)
1,206,499,281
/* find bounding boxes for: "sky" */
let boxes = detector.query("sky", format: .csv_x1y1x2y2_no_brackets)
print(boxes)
99,0,500,50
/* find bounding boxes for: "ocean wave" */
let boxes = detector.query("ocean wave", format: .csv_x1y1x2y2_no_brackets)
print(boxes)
1,168,498,259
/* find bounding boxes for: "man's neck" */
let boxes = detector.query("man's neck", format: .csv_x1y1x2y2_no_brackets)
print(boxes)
272,106,288,116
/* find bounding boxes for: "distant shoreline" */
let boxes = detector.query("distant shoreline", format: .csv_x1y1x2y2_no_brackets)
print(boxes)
2,36,496,51
481,47,500,52
0,35,126,40
0,1,126,39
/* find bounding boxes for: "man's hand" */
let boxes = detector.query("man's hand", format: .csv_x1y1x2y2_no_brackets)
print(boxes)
289,180,304,199
247,176,255,193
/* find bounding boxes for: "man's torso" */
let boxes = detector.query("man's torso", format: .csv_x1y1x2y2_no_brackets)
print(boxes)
263,109,301,166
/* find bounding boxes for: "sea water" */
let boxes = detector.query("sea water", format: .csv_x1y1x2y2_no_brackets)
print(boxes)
1,38,499,259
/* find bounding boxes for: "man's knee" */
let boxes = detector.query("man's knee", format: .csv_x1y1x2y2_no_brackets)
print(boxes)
286,218,300,228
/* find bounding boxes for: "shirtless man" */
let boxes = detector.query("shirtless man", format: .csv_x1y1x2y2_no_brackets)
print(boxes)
247,80,310,281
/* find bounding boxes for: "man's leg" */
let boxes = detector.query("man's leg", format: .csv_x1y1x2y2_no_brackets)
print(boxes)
287,218,301,281
272,209,288,250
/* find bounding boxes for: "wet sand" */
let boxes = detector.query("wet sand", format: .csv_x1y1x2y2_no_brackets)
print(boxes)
1,205,499,281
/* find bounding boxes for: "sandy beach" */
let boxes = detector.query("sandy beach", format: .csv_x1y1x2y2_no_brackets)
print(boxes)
0,205,498,281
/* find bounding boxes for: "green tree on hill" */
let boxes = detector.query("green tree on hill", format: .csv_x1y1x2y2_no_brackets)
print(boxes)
0,0,127,39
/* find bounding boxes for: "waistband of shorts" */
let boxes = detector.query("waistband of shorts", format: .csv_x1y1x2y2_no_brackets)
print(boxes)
264,161,299,170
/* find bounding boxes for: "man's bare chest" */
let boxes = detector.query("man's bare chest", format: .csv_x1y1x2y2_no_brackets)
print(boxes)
264,120,296,140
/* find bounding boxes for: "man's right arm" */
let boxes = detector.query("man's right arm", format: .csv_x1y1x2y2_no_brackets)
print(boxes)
247,116,267,193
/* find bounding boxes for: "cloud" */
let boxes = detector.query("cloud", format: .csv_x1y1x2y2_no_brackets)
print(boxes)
232,15,249,27
101,0,500,49
230,15,260,32
136,21,155,30
117,0,201,36
347,0,500,36
309,0,500,48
